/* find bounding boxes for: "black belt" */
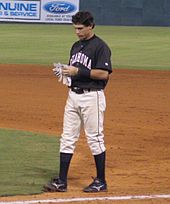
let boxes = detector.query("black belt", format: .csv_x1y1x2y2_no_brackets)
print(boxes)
71,87,101,94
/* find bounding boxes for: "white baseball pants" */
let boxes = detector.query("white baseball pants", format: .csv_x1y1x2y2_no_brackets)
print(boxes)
60,89,106,155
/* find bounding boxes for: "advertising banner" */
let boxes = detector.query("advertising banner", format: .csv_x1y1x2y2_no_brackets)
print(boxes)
0,0,40,20
41,0,79,23
0,0,79,23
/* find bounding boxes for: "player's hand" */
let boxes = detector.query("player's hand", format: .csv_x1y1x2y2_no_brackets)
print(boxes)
53,63,63,82
62,65,78,76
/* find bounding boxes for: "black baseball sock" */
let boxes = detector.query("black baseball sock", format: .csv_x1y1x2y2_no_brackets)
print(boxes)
59,152,73,183
94,151,106,182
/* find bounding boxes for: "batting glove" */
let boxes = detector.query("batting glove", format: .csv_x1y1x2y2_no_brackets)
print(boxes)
53,63,63,82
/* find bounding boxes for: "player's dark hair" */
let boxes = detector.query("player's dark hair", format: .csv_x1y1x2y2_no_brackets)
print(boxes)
72,11,95,28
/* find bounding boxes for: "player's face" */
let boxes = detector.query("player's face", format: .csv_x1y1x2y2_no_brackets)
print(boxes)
73,24,93,40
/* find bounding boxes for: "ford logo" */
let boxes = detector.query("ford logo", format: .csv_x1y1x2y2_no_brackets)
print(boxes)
44,1,76,14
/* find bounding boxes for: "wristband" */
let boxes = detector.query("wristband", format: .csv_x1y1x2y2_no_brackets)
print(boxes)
78,68,91,78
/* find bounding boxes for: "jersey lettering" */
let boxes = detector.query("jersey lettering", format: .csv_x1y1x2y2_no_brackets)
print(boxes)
70,52,92,70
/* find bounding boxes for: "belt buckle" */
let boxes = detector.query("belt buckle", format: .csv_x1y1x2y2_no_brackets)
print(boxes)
72,87,84,94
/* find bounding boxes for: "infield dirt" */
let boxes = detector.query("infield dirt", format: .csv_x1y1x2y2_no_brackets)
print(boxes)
0,64,170,204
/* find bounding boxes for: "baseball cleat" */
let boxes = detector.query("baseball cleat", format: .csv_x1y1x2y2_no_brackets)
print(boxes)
83,177,107,193
43,177,67,192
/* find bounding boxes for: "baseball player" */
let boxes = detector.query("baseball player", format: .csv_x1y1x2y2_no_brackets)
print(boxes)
44,11,112,193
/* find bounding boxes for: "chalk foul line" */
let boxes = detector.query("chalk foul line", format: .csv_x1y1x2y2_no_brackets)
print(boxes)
0,194,170,204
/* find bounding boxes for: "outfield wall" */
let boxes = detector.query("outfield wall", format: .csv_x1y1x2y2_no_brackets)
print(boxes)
80,0,170,26
0,0,170,26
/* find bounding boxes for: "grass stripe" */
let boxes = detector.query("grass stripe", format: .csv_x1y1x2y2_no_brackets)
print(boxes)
0,24,170,70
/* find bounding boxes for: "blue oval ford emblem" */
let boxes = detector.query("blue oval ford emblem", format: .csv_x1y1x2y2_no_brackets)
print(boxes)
44,1,76,14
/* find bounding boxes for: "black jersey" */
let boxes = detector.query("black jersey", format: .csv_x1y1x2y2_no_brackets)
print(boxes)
69,35,112,89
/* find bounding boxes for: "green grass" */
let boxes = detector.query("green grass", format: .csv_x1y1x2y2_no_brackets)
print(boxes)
0,24,75,65
0,23,170,70
98,26,170,70
0,128,60,196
